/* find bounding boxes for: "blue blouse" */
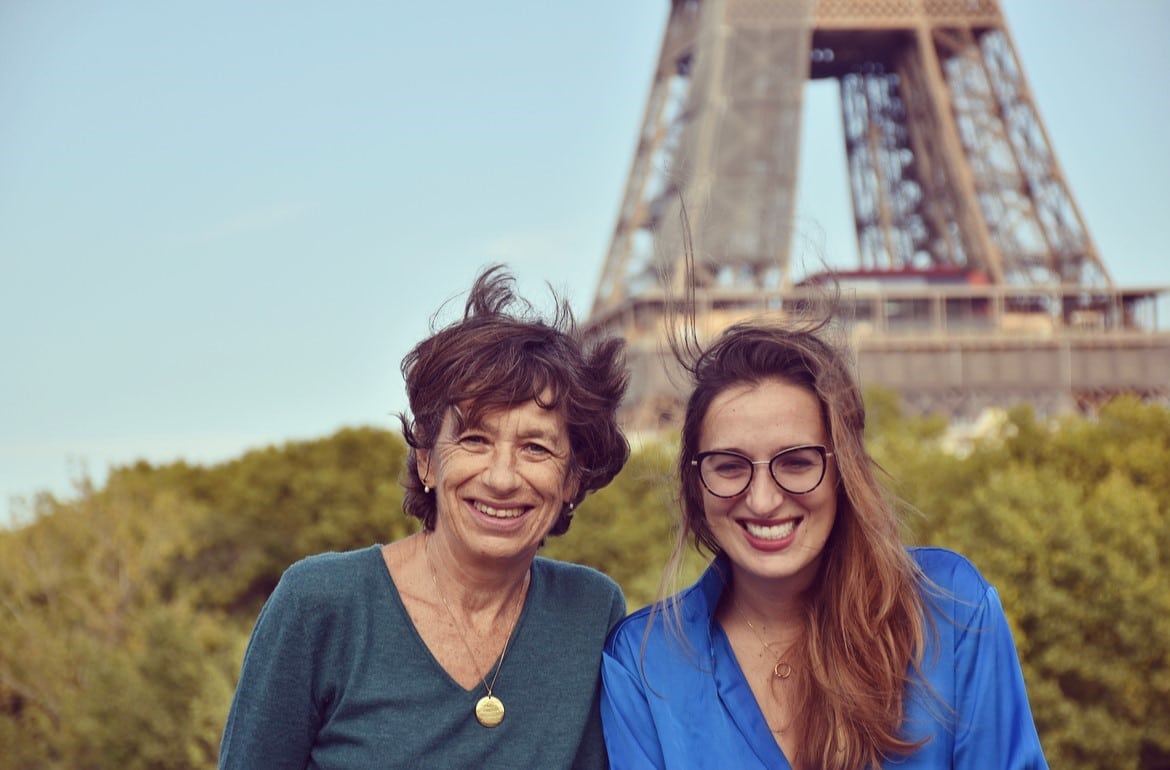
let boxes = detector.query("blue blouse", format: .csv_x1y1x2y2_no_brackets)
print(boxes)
601,547,1048,769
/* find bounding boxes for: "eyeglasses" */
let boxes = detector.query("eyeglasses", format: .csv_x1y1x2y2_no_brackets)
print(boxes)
691,445,833,498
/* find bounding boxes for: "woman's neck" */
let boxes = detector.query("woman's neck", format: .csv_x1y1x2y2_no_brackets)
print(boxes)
419,531,531,618
725,564,810,633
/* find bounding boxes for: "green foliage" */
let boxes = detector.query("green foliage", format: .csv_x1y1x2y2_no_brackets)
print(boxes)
0,427,412,769
2,398,1167,768
871,395,1170,769
0,481,234,769
170,426,416,616
543,438,680,609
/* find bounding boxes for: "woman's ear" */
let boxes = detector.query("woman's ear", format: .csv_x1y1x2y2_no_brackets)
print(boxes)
417,449,432,488
562,470,581,507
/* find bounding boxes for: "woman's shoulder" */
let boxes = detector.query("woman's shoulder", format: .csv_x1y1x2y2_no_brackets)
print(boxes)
529,557,627,632
283,543,382,577
276,544,386,603
533,556,622,596
605,601,657,653
907,546,995,611
606,575,711,654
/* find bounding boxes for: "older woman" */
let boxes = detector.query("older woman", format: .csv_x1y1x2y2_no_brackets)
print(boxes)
220,265,630,769
601,320,1047,769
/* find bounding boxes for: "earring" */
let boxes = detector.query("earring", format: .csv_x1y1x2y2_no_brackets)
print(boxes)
424,485,431,494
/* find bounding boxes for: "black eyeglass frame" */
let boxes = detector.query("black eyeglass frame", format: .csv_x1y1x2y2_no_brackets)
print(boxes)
690,444,834,498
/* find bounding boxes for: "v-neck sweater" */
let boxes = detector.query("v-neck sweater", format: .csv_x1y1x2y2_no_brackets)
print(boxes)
219,545,625,769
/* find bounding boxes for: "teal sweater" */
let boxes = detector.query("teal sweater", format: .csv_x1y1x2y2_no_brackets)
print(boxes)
219,545,626,769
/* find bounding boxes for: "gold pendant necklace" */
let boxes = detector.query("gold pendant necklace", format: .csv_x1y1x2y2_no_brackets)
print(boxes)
732,598,793,680
425,534,528,728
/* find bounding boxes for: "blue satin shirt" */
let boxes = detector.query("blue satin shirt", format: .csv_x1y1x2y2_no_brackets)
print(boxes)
601,548,1048,769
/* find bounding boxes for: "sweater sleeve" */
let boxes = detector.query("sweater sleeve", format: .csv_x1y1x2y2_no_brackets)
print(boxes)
952,584,1048,770
218,570,321,770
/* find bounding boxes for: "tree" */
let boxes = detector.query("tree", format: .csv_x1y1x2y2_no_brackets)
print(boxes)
872,397,1170,769
0,479,234,769
169,426,415,616
0,427,414,768
544,438,682,608
3,399,1165,769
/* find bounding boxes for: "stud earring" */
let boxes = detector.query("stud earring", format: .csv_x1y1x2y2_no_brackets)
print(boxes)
424,485,431,494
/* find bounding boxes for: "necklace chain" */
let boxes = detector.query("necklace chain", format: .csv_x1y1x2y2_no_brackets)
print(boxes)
424,534,528,702
732,598,793,680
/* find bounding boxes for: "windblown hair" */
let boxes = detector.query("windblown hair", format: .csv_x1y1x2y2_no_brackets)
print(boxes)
398,264,630,536
667,317,930,770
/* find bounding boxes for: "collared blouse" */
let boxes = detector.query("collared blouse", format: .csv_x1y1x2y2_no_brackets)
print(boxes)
601,547,1048,769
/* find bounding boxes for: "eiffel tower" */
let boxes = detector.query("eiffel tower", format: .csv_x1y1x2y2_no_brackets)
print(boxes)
586,0,1170,431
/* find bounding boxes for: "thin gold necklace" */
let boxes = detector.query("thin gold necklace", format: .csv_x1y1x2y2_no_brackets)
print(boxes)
732,598,793,680
424,534,529,728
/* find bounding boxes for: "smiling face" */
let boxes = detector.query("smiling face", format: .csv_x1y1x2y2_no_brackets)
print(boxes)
698,377,838,595
417,398,577,565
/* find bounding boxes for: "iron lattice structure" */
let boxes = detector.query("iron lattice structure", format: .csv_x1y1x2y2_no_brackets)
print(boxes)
587,0,1168,430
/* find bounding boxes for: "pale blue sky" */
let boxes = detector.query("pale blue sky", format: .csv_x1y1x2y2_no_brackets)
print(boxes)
2,1,1168,525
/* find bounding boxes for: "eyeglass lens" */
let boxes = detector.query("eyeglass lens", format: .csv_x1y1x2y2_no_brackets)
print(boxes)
698,446,826,497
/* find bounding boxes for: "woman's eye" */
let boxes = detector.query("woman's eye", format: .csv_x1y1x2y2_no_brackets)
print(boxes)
522,442,551,456
457,434,489,449
713,461,749,477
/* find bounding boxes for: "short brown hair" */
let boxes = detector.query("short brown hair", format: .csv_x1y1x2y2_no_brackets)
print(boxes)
398,264,630,535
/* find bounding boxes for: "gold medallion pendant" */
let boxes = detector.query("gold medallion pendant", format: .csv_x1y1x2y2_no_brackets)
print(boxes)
475,695,505,727
425,535,529,731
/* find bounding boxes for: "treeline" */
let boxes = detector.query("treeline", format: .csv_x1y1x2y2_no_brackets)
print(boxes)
1,395,1167,769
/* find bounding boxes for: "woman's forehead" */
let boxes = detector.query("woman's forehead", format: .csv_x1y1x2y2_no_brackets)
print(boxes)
701,379,824,443
445,396,567,435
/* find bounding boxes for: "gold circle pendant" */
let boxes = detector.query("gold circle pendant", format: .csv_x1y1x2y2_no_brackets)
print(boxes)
475,695,505,727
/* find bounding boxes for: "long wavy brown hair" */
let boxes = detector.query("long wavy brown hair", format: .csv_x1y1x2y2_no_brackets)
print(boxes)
664,317,931,770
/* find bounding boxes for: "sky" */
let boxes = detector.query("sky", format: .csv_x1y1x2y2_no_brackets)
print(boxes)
2,1,1168,526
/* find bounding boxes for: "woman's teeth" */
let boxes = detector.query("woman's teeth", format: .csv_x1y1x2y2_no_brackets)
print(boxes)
743,519,796,540
474,501,525,519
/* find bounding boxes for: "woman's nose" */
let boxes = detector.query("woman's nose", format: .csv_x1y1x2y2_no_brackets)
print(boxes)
482,447,521,491
743,468,784,515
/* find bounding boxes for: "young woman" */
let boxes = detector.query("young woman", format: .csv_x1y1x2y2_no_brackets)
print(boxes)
601,320,1047,769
